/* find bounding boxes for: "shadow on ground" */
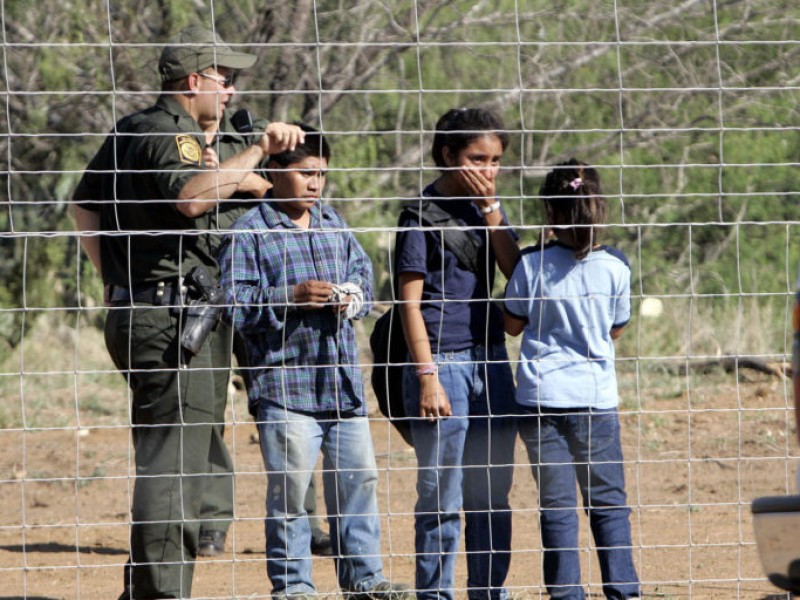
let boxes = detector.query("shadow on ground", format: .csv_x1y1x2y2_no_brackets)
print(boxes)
0,597,66,600
0,542,127,556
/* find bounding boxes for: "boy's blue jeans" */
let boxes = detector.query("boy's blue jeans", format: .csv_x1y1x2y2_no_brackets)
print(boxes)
403,343,517,600
256,402,386,596
518,408,640,600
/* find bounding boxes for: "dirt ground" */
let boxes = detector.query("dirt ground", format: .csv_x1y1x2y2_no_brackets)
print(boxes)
0,336,798,599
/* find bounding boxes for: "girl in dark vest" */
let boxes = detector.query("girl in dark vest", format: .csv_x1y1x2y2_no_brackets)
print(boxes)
395,107,519,600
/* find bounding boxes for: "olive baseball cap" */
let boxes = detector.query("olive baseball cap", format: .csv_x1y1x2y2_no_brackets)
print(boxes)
158,26,257,82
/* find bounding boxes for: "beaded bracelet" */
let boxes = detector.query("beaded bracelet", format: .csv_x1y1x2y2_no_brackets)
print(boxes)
416,363,437,377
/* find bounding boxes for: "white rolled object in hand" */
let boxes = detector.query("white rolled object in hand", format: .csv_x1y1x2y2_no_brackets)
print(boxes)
330,282,364,320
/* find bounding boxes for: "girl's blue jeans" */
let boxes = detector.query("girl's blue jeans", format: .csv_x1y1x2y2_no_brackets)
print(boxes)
403,343,517,600
518,407,640,600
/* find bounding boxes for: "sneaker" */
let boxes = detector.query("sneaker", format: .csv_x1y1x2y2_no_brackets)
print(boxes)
310,531,333,557
197,529,227,557
274,593,316,600
350,580,413,600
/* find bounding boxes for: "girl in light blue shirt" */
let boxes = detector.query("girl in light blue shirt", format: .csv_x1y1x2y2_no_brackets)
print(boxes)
504,159,640,600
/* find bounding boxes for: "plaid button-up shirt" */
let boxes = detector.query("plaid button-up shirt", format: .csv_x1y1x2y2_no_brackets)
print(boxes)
218,199,373,415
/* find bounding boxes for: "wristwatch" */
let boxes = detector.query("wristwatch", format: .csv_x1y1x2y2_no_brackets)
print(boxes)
480,200,501,214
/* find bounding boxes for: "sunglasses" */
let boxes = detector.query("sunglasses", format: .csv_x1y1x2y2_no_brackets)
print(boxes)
197,71,237,88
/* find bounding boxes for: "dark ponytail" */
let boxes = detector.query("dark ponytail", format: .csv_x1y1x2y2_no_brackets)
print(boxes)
540,158,606,260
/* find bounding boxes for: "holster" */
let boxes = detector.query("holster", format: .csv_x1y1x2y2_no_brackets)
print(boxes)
180,266,223,357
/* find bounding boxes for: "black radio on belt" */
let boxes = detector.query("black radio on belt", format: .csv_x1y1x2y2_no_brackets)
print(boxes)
180,265,224,357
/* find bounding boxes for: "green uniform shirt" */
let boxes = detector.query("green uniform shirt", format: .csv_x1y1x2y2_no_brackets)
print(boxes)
73,95,267,287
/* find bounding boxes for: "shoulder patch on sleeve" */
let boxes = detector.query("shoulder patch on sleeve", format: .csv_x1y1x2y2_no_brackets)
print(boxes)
175,134,202,165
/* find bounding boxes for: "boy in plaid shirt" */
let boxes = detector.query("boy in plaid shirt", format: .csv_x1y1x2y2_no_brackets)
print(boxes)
218,124,410,600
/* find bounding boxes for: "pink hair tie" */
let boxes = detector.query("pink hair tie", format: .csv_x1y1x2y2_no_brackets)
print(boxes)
569,177,583,191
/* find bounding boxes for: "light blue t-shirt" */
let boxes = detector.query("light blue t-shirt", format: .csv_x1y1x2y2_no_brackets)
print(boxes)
504,241,631,409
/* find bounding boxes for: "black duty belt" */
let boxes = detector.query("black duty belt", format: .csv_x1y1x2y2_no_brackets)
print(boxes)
108,281,184,306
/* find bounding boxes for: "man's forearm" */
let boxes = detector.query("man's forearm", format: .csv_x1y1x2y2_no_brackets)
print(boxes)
176,144,267,217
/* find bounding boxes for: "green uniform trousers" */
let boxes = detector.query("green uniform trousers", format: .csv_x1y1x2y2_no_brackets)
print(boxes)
106,303,234,599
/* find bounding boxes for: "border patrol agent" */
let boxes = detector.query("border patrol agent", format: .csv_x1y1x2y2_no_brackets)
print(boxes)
72,27,304,599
